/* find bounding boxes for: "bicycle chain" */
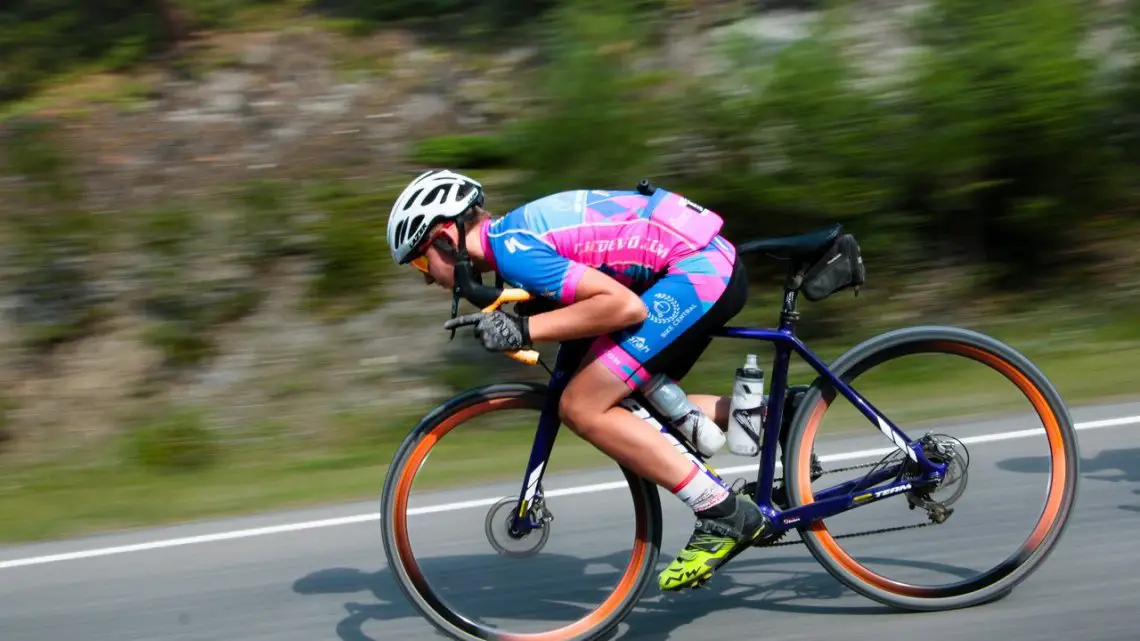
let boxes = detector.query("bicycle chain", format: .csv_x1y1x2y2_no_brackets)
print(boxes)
756,456,940,548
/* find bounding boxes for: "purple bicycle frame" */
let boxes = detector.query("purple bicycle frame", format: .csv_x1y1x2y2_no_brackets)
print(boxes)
503,294,948,538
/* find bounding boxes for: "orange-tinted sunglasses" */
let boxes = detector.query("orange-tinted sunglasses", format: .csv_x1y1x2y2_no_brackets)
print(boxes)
410,252,432,275
409,224,454,274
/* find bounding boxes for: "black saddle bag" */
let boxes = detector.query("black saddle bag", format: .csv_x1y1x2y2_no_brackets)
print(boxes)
800,234,866,302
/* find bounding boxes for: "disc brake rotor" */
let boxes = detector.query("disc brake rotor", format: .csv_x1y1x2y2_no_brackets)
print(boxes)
907,433,970,511
484,496,552,558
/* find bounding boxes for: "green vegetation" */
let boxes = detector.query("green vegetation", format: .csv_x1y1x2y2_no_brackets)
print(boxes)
302,180,396,315
1,1,294,103
1,302,1137,543
122,405,220,472
411,134,513,169
2,0,1140,543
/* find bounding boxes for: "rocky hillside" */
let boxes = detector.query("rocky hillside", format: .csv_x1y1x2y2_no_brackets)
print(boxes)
0,24,537,457
1,0,1137,465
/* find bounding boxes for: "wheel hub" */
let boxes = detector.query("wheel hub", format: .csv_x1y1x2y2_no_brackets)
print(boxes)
484,496,553,557
906,433,970,520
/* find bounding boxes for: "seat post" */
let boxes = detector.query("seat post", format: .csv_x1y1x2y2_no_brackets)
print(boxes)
779,262,804,330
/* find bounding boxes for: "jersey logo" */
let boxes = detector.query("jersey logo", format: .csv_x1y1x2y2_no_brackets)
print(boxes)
679,197,707,214
504,237,533,253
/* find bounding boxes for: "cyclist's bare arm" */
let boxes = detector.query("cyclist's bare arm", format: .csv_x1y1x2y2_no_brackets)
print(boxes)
527,269,647,343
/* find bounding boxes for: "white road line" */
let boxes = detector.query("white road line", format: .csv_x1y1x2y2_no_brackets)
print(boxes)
1,413,1136,572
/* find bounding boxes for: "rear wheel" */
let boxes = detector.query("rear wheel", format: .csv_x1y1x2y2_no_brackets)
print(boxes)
381,383,664,641
784,326,1080,611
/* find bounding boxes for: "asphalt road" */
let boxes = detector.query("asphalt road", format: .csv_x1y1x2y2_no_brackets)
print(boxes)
3,400,1140,641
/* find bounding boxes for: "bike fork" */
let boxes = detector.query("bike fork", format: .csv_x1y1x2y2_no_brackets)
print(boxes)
506,376,565,537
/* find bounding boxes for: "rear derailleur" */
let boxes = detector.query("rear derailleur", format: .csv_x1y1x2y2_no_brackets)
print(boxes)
903,433,970,524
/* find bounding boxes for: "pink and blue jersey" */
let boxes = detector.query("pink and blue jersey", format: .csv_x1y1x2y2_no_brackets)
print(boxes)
479,188,742,390
480,188,730,303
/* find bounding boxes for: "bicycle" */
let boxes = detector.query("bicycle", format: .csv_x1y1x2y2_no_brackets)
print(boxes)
380,222,1080,641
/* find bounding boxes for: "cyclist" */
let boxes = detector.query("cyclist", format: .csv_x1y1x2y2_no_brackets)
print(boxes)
386,169,768,591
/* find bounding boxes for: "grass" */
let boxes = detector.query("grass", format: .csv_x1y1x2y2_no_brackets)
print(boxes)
1,298,1137,545
0,404,608,543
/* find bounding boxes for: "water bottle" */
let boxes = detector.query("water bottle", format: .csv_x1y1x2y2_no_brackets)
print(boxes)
620,397,717,476
639,373,726,458
727,354,765,457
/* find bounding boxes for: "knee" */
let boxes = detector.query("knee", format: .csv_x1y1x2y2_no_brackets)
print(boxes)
558,385,603,438
558,387,585,434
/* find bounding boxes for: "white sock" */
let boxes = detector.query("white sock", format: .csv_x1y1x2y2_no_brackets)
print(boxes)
671,463,730,513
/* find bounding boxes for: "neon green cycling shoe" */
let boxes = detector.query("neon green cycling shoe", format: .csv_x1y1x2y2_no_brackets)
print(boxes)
658,493,770,591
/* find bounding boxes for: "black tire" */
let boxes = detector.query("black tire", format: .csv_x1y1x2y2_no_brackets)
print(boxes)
783,326,1080,611
380,382,664,641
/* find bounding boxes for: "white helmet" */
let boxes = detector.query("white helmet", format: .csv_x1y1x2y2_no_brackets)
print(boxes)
387,169,484,265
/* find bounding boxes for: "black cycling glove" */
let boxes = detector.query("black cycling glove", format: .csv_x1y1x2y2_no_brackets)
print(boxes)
444,310,532,352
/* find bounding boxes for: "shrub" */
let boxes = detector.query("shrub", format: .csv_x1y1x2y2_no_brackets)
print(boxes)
235,179,306,270
507,0,671,200
0,1,167,102
411,134,512,169
899,0,1113,283
2,117,111,349
666,0,1122,285
304,180,392,315
141,321,218,368
123,405,220,473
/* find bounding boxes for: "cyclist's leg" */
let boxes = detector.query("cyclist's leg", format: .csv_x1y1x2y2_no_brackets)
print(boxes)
555,259,740,491
557,356,694,490
559,236,746,492
642,242,769,590
560,237,766,590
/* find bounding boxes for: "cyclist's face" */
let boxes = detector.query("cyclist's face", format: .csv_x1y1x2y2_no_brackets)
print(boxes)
411,224,457,290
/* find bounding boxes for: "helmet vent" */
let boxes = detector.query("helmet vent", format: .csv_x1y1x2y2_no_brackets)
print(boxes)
423,184,449,206
408,214,425,237
401,189,423,210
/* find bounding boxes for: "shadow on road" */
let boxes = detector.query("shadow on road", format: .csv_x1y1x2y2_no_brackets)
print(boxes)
293,549,978,641
997,446,1140,513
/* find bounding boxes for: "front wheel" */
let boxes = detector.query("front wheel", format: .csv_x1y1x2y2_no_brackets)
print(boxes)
380,383,664,641
783,326,1080,611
